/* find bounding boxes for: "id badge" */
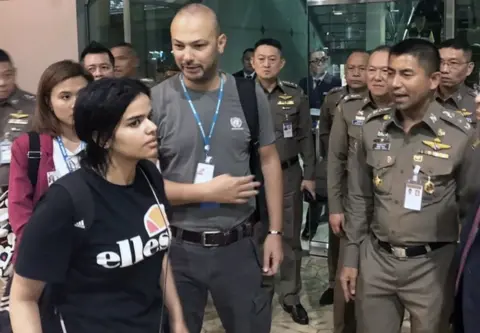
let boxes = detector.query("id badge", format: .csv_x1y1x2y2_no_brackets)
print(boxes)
0,141,11,165
404,182,423,211
194,163,219,209
194,163,215,184
47,171,59,187
283,122,293,138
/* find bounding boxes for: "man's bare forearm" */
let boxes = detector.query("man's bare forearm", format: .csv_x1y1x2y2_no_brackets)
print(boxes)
164,179,209,206
260,145,283,231
10,300,42,333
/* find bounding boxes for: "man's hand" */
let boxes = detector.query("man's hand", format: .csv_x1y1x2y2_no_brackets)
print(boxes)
301,180,316,199
206,175,260,204
475,94,480,121
329,213,344,235
262,234,283,276
340,267,358,302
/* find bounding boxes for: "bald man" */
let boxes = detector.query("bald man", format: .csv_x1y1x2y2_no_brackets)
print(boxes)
151,4,284,333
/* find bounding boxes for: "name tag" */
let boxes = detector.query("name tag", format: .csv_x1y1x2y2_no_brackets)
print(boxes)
283,122,293,138
194,163,219,209
0,141,11,165
352,120,364,126
47,171,59,187
372,143,391,151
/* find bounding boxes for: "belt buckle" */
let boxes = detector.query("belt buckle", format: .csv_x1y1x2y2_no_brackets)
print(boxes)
201,231,220,247
391,246,407,259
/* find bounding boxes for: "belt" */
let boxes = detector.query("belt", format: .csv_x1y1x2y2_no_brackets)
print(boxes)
281,156,299,170
376,238,450,259
170,216,257,247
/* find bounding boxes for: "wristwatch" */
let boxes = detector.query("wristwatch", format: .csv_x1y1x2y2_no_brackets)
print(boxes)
268,230,283,236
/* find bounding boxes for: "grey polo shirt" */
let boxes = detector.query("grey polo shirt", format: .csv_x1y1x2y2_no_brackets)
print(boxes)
151,73,275,232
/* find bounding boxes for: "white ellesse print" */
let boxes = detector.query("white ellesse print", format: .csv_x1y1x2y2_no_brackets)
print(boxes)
96,204,171,269
230,117,243,130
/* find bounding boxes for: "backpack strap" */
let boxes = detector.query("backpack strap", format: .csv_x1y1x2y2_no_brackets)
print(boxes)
235,77,259,150
55,171,95,236
27,132,42,187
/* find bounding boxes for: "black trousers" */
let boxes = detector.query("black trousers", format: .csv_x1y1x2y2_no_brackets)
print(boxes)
169,237,273,333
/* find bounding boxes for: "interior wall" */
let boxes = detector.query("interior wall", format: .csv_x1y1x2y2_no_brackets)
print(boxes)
0,0,79,93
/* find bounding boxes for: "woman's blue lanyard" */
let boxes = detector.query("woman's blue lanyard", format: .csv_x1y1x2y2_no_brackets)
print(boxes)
56,137,84,173
179,75,224,163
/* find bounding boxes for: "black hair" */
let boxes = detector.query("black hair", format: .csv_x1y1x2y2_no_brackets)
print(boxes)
369,45,391,54
390,39,440,75
80,41,115,66
242,48,254,57
74,78,150,174
254,38,283,54
0,49,12,64
111,42,134,49
438,38,473,61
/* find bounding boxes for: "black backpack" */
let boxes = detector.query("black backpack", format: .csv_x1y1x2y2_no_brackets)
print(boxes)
234,78,269,234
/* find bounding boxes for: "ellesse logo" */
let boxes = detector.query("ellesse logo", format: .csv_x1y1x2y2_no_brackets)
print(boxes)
96,204,171,269
144,205,168,237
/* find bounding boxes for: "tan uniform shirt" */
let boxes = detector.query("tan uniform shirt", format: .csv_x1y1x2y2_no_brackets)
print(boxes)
345,101,478,268
327,94,379,214
0,88,36,186
264,80,315,180
435,84,477,127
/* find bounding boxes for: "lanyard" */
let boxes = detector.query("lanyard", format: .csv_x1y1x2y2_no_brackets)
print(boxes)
179,75,224,162
56,137,84,173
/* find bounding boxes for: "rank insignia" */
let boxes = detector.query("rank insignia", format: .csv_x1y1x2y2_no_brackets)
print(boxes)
419,150,449,159
373,175,382,187
422,140,451,151
383,115,391,120
278,95,292,100
437,129,445,137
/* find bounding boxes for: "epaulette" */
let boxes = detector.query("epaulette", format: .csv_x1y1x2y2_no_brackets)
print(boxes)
365,107,393,122
342,94,363,103
327,86,343,95
439,109,472,134
20,91,36,101
465,87,476,97
281,80,298,89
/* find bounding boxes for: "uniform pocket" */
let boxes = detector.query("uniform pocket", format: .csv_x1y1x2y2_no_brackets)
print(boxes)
366,153,396,195
417,162,454,206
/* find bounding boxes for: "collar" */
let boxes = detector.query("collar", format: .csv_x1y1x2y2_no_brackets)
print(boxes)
0,87,22,107
258,79,286,95
385,101,445,136
435,83,469,107
312,73,327,82
244,71,255,78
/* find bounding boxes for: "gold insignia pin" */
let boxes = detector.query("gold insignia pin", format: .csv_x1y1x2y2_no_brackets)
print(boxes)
462,111,473,116
278,95,292,100
10,113,28,119
437,129,445,137
422,140,451,151
277,100,294,105
383,115,391,120
373,175,382,187
472,138,480,149
424,176,435,194
413,155,423,162
433,138,441,143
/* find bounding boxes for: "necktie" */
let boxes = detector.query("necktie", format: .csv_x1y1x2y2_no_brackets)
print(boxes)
314,79,321,89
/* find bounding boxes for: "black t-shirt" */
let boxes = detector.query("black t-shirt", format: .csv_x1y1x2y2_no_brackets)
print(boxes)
15,162,172,333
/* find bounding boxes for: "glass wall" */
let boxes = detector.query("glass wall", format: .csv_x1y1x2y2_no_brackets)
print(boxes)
455,0,480,86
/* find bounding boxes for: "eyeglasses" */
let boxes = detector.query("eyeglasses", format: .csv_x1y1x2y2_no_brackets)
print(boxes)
309,58,328,64
440,60,470,70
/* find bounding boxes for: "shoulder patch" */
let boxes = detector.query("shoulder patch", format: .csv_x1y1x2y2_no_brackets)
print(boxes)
21,92,36,101
342,94,363,103
365,107,393,122
328,86,343,94
439,109,472,134
281,80,298,89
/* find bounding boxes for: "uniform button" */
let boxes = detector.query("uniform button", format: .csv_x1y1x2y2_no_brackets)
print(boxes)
400,170,404,174
394,200,399,205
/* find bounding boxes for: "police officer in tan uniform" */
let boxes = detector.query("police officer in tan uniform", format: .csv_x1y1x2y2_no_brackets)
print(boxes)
328,46,392,333
0,49,35,187
436,39,476,127
341,39,478,333
315,50,369,307
252,38,315,325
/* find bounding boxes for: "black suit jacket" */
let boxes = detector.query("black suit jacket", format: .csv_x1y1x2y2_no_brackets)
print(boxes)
298,73,342,109
233,70,256,79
